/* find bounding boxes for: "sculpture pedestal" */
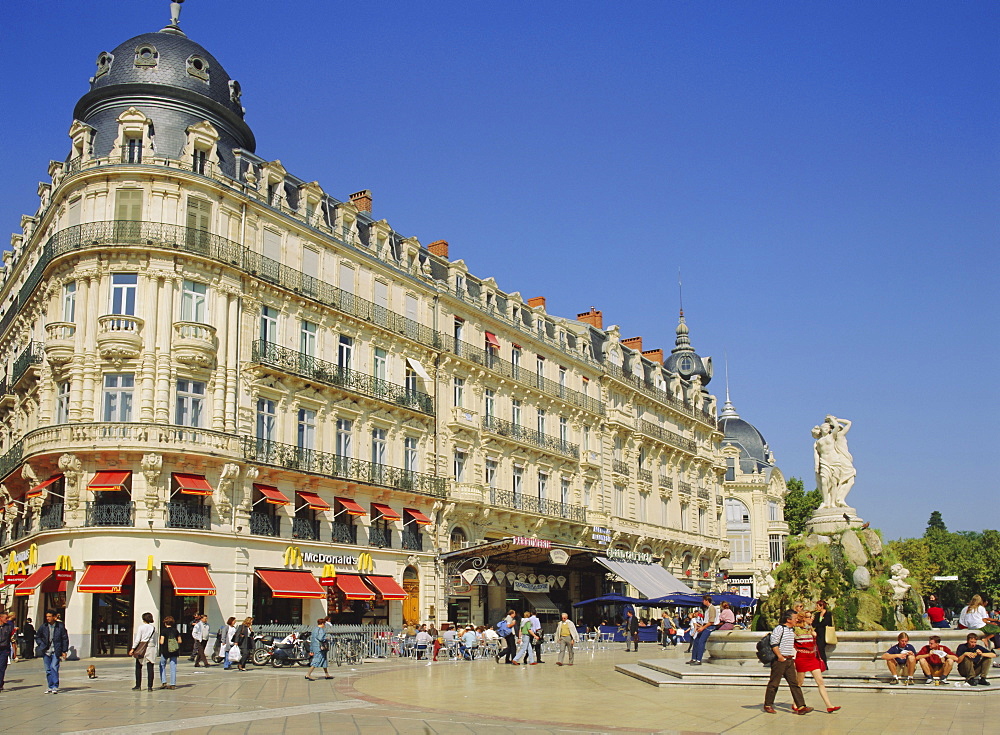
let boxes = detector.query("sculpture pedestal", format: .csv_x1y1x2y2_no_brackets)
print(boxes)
807,506,864,534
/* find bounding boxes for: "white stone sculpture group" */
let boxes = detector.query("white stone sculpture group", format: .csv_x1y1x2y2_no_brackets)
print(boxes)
813,415,856,509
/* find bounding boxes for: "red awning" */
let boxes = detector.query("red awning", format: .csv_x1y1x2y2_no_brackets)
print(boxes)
27,474,63,499
371,502,401,521
164,564,216,596
335,574,375,600
89,470,131,491
256,569,325,599
173,473,213,496
364,575,408,600
78,563,132,593
405,508,433,526
254,484,290,505
336,497,366,516
14,564,54,596
485,332,501,348
297,491,330,511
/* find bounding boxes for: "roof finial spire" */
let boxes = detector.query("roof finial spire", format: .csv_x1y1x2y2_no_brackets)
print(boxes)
720,351,739,419
169,0,185,28
678,268,684,318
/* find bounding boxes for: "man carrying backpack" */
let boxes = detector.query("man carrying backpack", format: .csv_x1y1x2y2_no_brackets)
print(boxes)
497,610,517,663
763,609,813,715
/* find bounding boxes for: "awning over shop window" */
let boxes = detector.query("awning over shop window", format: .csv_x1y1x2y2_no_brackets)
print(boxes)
164,564,216,596
89,470,131,491
404,508,433,525
485,332,501,348
14,564,54,596
297,491,330,511
256,569,325,599
336,497,367,516
371,503,400,521
405,357,430,381
78,563,132,593
27,474,63,499
334,574,376,600
364,575,407,600
594,557,695,598
254,484,290,505
523,591,560,615
173,473,213,496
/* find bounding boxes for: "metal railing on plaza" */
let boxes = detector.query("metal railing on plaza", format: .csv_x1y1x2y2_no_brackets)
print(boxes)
242,437,447,499
85,502,135,527
481,415,579,459
489,488,587,523
251,340,432,415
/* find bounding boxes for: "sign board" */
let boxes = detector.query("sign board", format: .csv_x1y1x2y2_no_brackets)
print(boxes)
512,536,551,549
513,580,550,593
549,549,570,565
607,548,653,564
302,552,358,566
4,574,27,585
591,526,611,545
932,576,959,581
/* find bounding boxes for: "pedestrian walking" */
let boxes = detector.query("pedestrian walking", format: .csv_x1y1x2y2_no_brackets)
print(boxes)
623,609,639,652
305,617,333,680
217,616,235,667
528,610,544,663
18,617,36,660
500,610,517,664
812,600,833,664
192,615,211,667
231,617,254,671
35,609,69,694
512,610,538,665
129,612,157,691
555,612,579,666
0,610,15,693
158,616,182,689
762,609,812,715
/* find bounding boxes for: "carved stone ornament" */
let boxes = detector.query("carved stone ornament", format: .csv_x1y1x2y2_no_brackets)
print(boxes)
215,462,240,515
57,453,83,511
140,453,164,510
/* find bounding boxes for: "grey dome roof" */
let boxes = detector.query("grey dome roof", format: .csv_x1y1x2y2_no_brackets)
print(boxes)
719,416,768,463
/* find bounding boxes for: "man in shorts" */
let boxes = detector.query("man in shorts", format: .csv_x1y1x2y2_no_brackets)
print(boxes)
915,635,956,685
880,632,917,685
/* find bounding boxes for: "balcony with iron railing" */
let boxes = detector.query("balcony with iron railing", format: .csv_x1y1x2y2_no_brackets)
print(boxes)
250,511,281,537
697,489,710,500
605,363,717,428
292,517,321,541
481,415,579,460
40,503,64,530
638,420,697,454
23,423,240,458
243,437,448,498
637,468,653,484
612,459,630,476
659,476,673,489
85,501,135,527
490,488,587,523
369,525,392,548
166,502,212,530
678,482,692,495
0,440,24,480
11,341,44,387
251,341,433,415
401,529,424,551
331,520,358,545
12,515,32,541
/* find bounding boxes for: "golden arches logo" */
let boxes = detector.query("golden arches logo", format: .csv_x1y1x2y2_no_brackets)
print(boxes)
357,552,374,574
283,546,303,568
55,555,74,572
28,543,38,567
5,551,25,576
321,564,337,579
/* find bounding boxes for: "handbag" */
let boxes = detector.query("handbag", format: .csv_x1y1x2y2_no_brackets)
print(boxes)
131,628,155,659
826,624,838,645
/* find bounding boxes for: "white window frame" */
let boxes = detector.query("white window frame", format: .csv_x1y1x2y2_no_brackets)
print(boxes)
103,373,134,422
256,398,276,441
110,273,137,315
180,279,208,323
175,379,205,428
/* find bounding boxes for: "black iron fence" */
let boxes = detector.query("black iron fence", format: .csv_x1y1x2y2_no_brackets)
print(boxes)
490,488,586,523
167,502,212,530
481,415,579,459
85,502,135,527
250,511,281,537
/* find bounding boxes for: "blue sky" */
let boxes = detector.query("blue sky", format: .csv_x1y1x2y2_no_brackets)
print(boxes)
1,1,996,539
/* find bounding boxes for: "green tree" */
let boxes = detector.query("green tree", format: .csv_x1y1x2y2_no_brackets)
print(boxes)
782,476,822,536
925,511,947,535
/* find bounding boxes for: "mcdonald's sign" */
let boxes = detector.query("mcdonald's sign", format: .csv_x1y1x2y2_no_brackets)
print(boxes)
54,555,76,581
356,552,375,574
319,563,337,586
283,546,304,568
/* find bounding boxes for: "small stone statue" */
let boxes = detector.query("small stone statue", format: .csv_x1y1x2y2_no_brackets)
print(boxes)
813,415,856,509
888,563,911,601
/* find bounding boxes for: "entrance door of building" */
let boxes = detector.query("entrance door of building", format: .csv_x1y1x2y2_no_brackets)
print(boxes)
402,568,419,624
91,591,133,657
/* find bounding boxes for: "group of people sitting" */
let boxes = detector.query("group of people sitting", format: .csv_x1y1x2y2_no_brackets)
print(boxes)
881,632,995,686
404,622,500,661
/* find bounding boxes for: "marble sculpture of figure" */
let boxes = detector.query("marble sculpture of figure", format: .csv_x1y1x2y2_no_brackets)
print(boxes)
813,415,856,509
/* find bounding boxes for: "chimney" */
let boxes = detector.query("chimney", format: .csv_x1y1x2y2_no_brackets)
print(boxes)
349,189,372,213
527,297,546,310
622,337,643,352
427,240,449,258
577,307,603,329
642,348,664,364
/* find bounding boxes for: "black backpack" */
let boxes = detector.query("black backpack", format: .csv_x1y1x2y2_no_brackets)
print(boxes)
756,628,785,665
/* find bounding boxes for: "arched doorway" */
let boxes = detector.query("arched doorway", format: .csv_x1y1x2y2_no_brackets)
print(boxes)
402,566,419,625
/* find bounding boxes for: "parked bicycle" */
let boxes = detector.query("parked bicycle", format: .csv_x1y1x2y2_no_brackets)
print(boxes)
330,633,364,666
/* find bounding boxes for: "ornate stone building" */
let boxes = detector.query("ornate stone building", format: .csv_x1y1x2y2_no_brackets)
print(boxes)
0,10,783,652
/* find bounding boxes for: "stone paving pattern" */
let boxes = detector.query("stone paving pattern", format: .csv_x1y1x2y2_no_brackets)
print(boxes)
0,644,993,734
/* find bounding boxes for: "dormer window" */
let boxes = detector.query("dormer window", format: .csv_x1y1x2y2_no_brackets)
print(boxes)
95,52,113,78
193,149,207,175
134,45,158,68
125,136,142,164
186,55,210,82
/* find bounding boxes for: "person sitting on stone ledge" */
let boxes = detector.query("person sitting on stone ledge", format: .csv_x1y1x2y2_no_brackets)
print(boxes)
915,635,957,685
881,632,917,685
955,632,995,686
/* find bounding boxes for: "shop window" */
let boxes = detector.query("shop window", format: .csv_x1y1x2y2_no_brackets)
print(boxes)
253,574,301,626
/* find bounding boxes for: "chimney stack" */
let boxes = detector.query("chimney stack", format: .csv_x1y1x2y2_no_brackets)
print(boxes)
622,336,644,352
527,297,546,309
349,189,372,213
427,240,449,258
642,348,664,364
577,307,603,329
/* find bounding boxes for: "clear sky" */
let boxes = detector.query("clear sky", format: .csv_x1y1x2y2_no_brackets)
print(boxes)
1,1,996,540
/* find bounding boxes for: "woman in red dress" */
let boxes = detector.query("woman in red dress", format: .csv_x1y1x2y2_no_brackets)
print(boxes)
794,610,839,713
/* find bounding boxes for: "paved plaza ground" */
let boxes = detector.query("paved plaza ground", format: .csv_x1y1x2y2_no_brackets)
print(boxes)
0,644,993,734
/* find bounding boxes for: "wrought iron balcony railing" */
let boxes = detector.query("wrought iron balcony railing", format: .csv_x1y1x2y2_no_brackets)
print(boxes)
0,440,24,481
604,363,717,428
12,516,32,540
637,468,653,484
678,482,692,495
85,502,135,527
481,415,579,459
401,530,424,551
251,341,432,415
250,511,281,537
243,437,447,498
292,517,320,541
11,341,44,387
167,502,212,530
490,488,587,523
659,476,673,488
331,521,358,545
40,503,64,530
612,459,630,476
638,420,697,453
369,525,392,548
697,489,710,500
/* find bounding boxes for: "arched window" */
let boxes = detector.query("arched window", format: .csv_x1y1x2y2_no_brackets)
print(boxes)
449,527,467,552
725,499,752,564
